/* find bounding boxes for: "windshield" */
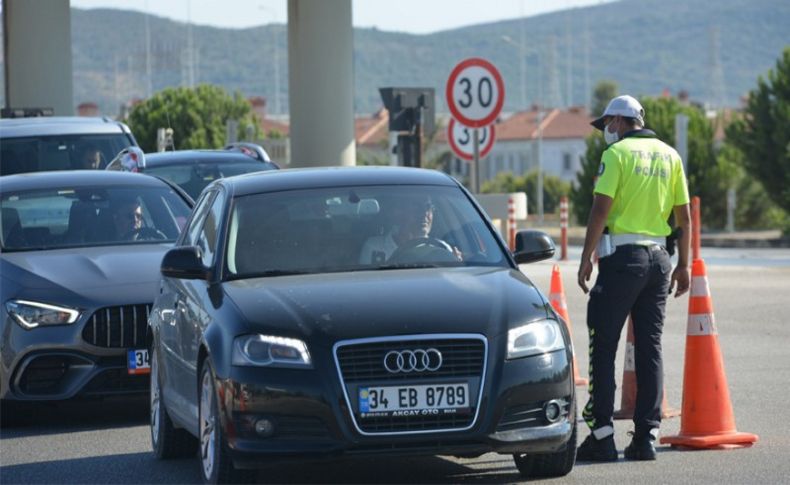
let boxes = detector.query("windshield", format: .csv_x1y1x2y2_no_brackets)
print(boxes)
225,185,507,279
1,185,192,251
145,160,277,199
0,134,133,175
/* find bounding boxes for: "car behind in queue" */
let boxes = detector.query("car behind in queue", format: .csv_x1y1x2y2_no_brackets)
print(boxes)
106,143,279,200
0,171,193,418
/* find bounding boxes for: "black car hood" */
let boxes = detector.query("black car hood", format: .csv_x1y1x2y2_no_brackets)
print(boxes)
1,244,170,305
223,267,551,345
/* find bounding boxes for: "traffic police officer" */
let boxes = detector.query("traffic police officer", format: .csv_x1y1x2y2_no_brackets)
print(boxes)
576,95,691,461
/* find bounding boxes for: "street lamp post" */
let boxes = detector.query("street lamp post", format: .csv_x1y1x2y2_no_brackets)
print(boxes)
259,5,281,115
501,34,544,223
500,35,526,109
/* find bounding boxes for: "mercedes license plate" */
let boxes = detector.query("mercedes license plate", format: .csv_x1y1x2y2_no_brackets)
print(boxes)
127,349,150,375
359,383,469,417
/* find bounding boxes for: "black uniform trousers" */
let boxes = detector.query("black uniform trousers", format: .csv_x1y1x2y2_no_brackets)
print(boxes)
582,243,672,438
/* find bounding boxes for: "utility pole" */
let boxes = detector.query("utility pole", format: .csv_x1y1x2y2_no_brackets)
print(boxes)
145,0,152,98
186,0,195,88
260,5,282,115
708,26,727,111
565,15,573,108
273,26,281,115
501,34,526,110
584,15,591,112
518,16,527,109
546,35,563,109
537,49,545,224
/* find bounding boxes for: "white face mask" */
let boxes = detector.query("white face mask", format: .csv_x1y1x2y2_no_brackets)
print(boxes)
603,120,620,145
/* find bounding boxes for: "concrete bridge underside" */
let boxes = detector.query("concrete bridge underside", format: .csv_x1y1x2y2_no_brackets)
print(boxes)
2,0,355,167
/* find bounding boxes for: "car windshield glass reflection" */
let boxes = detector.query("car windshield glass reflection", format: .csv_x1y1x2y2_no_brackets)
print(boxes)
1,185,192,251
0,134,133,175
225,185,506,279
146,161,275,199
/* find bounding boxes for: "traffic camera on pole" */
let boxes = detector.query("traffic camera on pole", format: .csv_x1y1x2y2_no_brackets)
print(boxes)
379,87,435,168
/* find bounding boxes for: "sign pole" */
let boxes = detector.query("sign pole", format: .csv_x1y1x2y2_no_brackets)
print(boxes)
472,128,480,194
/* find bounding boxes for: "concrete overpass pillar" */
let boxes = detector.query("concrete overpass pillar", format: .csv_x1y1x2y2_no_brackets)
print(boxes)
2,0,74,115
287,0,355,167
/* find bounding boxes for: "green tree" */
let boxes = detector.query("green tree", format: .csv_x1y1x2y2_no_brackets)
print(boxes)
726,48,790,215
591,81,618,118
127,85,262,152
570,134,607,224
482,170,571,214
641,97,740,228
571,97,738,229
717,140,790,231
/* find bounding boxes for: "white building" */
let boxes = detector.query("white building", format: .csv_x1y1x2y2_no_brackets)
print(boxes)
433,106,595,186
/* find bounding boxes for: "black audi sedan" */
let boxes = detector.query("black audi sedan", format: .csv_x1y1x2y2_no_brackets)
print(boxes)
149,167,576,483
0,171,192,417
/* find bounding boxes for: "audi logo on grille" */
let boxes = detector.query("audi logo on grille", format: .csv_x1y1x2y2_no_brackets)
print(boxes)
383,348,443,373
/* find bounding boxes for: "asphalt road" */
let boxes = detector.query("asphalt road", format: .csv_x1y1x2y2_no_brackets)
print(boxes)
2,247,789,484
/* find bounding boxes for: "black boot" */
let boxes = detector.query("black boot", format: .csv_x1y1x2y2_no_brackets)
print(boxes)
576,433,618,462
624,432,657,461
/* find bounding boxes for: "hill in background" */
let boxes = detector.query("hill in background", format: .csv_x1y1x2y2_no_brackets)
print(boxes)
2,0,788,117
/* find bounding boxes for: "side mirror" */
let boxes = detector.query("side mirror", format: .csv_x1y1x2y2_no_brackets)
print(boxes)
513,230,555,264
161,246,208,280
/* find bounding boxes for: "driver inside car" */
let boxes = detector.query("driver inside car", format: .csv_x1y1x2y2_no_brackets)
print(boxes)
111,197,144,241
359,196,461,264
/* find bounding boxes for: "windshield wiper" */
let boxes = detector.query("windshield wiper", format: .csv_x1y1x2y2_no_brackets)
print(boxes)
231,269,310,279
373,263,441,270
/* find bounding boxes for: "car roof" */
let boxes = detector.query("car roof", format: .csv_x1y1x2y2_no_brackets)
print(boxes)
144,150,272,167
0,170,171,193
0,116,130,138
219,166,458,197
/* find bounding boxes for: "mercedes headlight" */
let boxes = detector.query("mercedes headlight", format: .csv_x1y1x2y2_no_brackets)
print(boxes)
507,319,565,360
5,300,81,330
232,335,312,368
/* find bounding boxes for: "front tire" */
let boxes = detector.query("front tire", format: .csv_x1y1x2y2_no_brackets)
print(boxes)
151,348,197,459
513,416,577,478
199,359,254,484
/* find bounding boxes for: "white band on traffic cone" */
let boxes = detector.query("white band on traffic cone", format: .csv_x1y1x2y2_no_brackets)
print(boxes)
690,276,710,297
687,313,717,336
548,293,566,309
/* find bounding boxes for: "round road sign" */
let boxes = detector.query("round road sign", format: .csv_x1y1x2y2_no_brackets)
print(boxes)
447,118,495,161
446,57,505,128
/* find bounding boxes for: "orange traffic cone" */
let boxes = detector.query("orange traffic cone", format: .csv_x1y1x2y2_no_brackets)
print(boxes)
549,264,588,387
613,316,679,419
660,259,758,449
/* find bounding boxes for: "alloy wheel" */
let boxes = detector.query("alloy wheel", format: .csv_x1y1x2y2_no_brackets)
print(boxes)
150,351,160,443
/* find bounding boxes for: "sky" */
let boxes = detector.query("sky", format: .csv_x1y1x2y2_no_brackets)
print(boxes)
70,0,610,34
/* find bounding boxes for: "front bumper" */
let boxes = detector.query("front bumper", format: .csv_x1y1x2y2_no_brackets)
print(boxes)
215,344,575,468
1,312,149,401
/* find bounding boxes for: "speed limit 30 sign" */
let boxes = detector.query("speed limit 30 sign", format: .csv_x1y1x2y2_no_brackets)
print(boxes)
447,118,495,161
446,58,505,128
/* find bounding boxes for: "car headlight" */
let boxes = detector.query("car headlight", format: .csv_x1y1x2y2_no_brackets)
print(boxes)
232,335,312,368
5,300,81,330
507,319,565,360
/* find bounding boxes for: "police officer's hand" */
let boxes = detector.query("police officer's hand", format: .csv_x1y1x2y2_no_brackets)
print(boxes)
578,259,594,293
670,265,690,298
